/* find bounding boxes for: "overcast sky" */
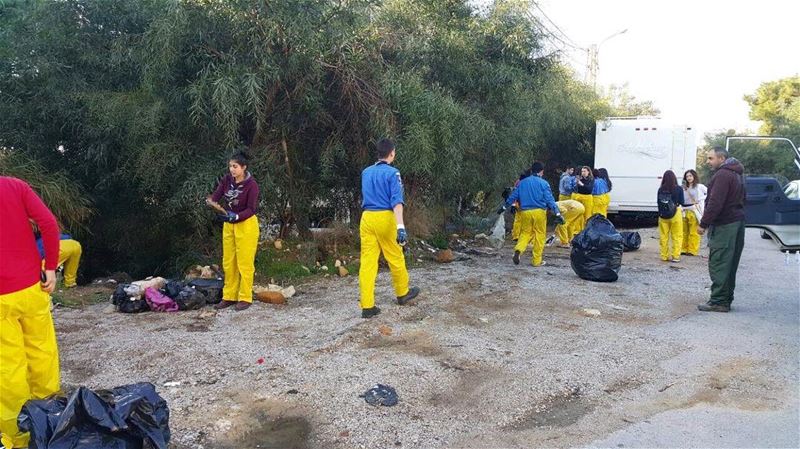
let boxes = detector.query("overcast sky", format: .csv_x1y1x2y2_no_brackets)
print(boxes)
530,0,799,140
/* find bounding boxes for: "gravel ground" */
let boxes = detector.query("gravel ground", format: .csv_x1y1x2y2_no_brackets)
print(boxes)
53,227,799,448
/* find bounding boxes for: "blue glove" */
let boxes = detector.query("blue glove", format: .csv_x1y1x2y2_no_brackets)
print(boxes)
496,205,507,215
226,211,239,223
554,214,565,225
397,227,407,246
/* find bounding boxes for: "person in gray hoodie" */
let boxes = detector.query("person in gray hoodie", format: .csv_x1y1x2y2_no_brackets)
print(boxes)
696,147,746,313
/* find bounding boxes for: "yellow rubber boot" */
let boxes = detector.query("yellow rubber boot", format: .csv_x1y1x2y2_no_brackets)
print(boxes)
0,283,60,449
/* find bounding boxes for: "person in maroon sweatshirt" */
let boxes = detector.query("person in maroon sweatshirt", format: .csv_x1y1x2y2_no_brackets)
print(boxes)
206,151,260,311
696,147,746,313
0,176,61,448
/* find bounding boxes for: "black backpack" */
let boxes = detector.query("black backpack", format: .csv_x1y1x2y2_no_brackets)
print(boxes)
657,190,677,219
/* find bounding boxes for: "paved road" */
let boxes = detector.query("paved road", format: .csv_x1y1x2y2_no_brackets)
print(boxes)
589,229,800,448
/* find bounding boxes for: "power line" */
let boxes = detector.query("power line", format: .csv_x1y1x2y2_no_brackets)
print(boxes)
531,3,584,50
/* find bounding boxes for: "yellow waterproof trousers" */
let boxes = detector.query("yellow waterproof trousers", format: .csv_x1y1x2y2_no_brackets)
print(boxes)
0,283,60,449
558,194,571,202
514,209,547,266
592,193,610,218
359,211,409,309
571,193,594,231
511,212,521,240
555,200,585,245
682,210,701,256
58,239,82,287
222,215,259,302
659,207,684,261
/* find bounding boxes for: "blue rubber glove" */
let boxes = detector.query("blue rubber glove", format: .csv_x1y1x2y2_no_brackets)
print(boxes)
397,227,407,246
226,211,239,223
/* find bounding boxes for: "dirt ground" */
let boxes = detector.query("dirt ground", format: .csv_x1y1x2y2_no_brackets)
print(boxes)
52,227,799,448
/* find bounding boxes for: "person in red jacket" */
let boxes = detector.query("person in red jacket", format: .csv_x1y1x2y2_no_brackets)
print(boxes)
0,176,61,448
696,147,746,313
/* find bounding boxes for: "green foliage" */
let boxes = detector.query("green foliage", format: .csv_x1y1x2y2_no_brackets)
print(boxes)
0,0,629,278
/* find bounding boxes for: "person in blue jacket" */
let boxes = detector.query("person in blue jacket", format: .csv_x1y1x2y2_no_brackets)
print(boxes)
359,138,420,318
498,161,564,267
591,168,611,217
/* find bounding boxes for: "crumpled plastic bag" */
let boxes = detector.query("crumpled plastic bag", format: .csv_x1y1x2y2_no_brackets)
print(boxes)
570,215,624,282
620,231,642,252
174,286,207,311
144,287,178,312
18,382,170,449
360,384,398,406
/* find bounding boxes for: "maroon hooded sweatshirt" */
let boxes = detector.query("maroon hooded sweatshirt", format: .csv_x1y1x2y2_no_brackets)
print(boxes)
700,158,746,229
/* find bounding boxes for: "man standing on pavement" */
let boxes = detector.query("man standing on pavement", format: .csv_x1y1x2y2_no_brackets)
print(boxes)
558,165,575,201
0,177,61,448
498,161,565,267
696,147,746,313
359,138,420,319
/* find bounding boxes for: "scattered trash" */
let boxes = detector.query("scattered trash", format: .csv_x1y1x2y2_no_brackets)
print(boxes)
282,285,296,298
163,381,181,387
174,286,207,310
19,382,170,449
487,214,506,249
435,249,455,263
257,357,265,365
580,308,602,317
606,303,629,311
338,265,349,277
321,265,329,272
360,384,399,406
255,290,286,304
286,389,299,395
658,382,676,392
197,309,216,319
112,284,149,313
274,239,284,250
570,215,624,282
378,325,393,336
132,276,167,292
620,231,642,252
335,259,343,268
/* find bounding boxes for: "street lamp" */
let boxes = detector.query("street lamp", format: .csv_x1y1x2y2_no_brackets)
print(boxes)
587,28,628,90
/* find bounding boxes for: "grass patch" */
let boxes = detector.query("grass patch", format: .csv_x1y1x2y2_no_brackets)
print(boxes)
428,234,449,250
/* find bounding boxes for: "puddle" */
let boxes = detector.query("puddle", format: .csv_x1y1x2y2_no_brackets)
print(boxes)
506,388,595,430
214,408,311,449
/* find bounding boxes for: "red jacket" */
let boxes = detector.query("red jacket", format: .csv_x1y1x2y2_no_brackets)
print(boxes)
0,177,60,294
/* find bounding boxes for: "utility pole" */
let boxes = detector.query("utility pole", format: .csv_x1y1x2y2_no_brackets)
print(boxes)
586,29,627,90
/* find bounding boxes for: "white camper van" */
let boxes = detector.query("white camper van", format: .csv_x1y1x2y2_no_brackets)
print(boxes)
594,117,697,215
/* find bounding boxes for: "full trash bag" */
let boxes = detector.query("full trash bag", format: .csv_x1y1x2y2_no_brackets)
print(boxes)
620,231,642,252
161,280,185,299
18,382,170,449
187,278,224,304
570,215,624,282
174,286,207,311
112,284,149,314
144,288,179,312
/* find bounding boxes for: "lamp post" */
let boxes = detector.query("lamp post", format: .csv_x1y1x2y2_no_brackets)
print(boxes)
587,28,628,90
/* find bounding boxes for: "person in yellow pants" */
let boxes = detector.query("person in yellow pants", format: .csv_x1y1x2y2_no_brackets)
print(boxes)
571,166,595,232
558,165,575,201
554,200,585,247
37,233,82,288
207,150,260,311
657,170,685,262
359,139,420,318
681,169,707,256
591,168,612,218
498,162,564,267
1,176,62,449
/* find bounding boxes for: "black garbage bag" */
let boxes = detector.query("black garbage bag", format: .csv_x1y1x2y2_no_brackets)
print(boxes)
570,215,624,282
18,382,170,449
187,278,224,304
174,286,207,311
620,231,642,252
161,280,185,299
112,284,149,313
360,384,398,406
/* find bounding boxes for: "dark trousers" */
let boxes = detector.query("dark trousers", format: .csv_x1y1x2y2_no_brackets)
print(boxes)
707,220,745,306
